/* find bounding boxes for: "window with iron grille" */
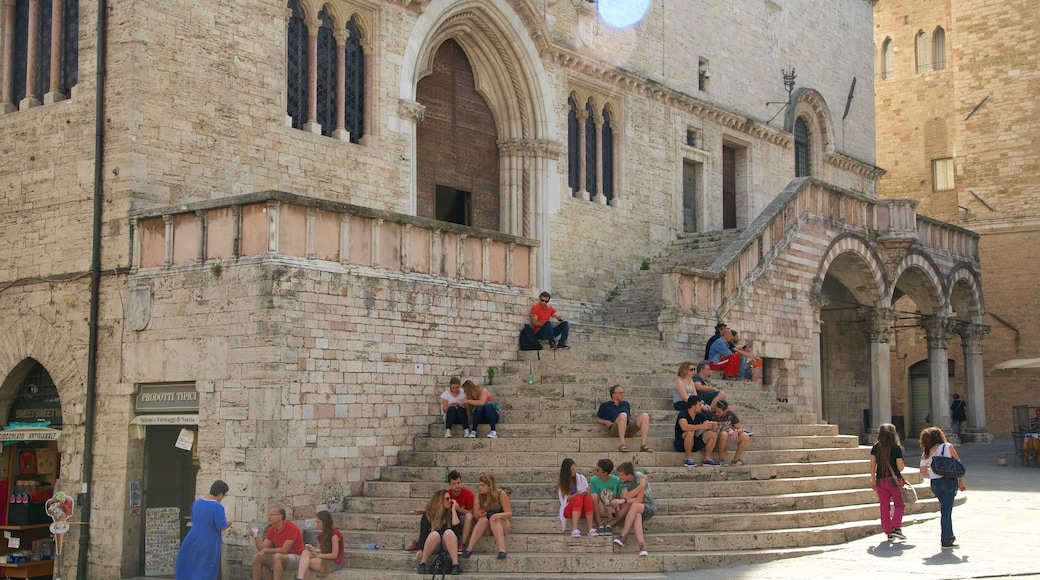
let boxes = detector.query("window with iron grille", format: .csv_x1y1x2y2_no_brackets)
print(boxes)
567,97,579,194
584,101,597,200
343,16,364,144
601,108,614,204
794,117,810,177
286,0,307,129
932,27,946,71
316,8,337,136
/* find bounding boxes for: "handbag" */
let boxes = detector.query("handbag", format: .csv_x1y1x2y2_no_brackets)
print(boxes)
900,482,918,504
930,444,966,479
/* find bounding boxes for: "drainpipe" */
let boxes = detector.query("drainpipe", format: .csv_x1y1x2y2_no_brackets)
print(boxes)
78,0,108,578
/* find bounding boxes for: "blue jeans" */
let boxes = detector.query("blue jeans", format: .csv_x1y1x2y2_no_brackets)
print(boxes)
534,320,569,345
952,420,963,435
445,407,468,430
472,404,499,430
930,476,958,543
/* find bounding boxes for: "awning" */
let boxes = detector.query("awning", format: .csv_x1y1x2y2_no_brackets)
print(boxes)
0,427,61,442
130,414,199,426
988,357,1040,377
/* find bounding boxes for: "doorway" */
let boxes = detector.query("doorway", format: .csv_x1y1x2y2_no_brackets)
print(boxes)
722,146,737,229
436,185,472,226
141,425,197,574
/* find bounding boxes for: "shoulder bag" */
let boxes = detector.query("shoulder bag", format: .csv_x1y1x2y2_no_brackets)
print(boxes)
900,482,919,504
930,443,966,479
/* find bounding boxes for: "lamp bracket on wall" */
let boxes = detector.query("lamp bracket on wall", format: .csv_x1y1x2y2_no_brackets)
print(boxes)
766,67,797,123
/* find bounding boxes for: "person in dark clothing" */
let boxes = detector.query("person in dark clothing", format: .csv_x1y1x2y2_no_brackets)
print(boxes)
703,322,728,361
414,490,462,575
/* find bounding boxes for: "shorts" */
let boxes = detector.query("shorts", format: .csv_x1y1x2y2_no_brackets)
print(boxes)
673,434,707,453
609,422,642,437
284,553,300,568
641,505,656,520
698,390,721,405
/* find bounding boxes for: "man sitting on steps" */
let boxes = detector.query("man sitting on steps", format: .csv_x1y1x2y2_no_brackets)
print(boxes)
674,398,720,467
596,385,653,453
530,291,570,350
708,328,761,381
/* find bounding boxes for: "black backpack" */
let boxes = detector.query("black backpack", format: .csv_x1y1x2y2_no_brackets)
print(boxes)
519,324,542,351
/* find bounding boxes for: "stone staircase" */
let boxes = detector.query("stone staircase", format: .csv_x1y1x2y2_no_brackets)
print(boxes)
590,230,744,329
324,324,947,579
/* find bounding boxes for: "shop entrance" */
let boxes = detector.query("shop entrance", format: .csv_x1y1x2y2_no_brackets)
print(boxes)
141,425,196,574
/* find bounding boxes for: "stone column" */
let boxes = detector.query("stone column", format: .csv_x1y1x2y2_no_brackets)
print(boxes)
920,315,955,433
593,111,605,204
43,0,64,104
2,0,15,113
398,99,425,216
496,139,560,291
810,294,825,421
303,17,321,134
576,106,588,197
331,28,349,141
21,0,41,109
862,307,895,428
956,322,993,443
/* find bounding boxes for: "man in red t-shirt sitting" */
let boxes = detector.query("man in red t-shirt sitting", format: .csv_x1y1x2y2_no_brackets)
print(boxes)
447,470,477,549
252,507,305,580
530,292,571,349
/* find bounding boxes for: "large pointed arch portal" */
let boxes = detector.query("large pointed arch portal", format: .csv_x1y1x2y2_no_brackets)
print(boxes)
401,0,559,289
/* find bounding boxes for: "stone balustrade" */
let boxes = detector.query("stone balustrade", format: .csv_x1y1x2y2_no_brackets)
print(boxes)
130,191,538,288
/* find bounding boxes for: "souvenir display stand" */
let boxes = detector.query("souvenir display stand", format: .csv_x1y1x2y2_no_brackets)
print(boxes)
0,442,58,579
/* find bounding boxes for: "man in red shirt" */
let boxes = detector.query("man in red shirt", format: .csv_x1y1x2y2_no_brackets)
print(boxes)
530,292,571,349
252,507,304,580
447,470,477,549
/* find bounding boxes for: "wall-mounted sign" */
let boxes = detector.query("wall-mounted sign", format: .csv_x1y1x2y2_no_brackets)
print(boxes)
135,384,199,413
0,428,61,442
8,401,63,425
130,414,199,426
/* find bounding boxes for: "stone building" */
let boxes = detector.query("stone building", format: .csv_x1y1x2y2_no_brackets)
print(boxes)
0,0,986,577
874,0,1039,438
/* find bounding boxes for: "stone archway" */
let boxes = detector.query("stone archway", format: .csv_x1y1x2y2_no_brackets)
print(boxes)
401,0,558,289
814,235,888,439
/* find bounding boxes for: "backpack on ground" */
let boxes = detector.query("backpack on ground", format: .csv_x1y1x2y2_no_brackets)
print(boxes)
519,324,542,351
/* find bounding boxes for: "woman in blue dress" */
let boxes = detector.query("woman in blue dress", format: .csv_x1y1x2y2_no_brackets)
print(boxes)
175,480,232,580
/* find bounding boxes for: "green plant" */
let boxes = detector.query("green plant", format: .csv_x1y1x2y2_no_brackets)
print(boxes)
640,259,650,270
210,263,223,279
486,366,496,385
606,288,620,302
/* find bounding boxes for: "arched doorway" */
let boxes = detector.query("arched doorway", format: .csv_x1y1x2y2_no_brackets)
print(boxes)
416,39,500,231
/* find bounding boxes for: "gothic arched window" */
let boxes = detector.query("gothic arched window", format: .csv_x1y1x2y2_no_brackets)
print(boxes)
794,117,810,177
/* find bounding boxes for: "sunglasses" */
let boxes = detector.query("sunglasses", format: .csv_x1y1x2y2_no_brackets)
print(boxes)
540,299,549,303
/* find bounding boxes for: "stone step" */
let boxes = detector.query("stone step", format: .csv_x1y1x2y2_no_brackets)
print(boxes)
377,458,871,483
361,471,928,500
412,435,860,454
397,447,869,468
478,381,776,400
427,422,839,439
429,409,820,428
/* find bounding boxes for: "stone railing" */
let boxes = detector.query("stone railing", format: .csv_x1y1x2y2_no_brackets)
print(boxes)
661,177,979,316
130,191,538,289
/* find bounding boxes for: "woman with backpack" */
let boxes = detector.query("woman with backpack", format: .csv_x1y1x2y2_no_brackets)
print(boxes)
919,426,967,550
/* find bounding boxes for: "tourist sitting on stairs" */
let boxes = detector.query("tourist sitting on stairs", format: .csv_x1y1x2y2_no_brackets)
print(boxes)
441,377,469,438
461,379,499,438
530,291,571,349
611,462,655,556
708,328,761,381
596,384,653,453
711,400,750,466
462,473,512,560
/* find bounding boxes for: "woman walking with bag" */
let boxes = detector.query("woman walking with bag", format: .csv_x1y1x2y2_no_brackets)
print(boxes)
919,426,967,550
869,424,906,541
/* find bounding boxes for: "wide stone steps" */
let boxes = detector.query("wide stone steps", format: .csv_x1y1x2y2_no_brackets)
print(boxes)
332,322,945,576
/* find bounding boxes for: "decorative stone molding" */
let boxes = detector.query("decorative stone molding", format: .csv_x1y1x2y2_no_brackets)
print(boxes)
860,307,896,343
954,322,990,352
920,315,956,349
498,138,562,159
398,99,426,123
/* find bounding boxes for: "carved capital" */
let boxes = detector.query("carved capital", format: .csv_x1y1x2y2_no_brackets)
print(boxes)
398,100,426,123
860,307,896,343
333,28,350,45
920,315,956,349
955,322,990,351
498,138,563,158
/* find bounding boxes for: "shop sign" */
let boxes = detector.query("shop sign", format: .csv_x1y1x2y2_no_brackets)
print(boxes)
9,401,63,425
0,428,61,441
135,384,199,413
130,414,199,425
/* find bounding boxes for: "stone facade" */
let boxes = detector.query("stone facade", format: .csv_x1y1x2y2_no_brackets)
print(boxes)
875,0,1040,437
0,0,987,578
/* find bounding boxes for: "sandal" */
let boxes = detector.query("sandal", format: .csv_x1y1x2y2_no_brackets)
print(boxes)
640,444,654,453
618,444,630,452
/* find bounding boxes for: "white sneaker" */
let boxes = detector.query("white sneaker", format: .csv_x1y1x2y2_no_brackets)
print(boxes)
463,429,471,438
445,429,452,438
487,431,498,438
467,430,476,438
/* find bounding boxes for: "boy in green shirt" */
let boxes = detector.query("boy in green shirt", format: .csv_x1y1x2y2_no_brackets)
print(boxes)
587,458,622,534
